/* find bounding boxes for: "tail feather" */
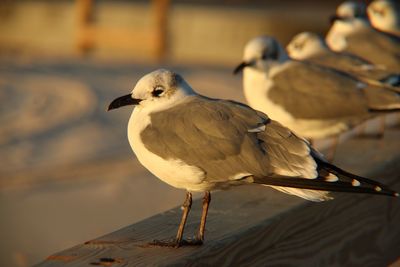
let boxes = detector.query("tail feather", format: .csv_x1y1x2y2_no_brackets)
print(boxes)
268,186,332,202
254,176,397,197
317,160,398,196
369,108,400,113
253,159,398,198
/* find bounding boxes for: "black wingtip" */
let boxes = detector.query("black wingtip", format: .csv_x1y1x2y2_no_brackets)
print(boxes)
253,176,398,197
315,159,399,197
252,156,399,198
368,108,400,113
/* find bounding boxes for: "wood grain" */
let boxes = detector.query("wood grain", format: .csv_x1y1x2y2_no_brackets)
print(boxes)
35,128,400,267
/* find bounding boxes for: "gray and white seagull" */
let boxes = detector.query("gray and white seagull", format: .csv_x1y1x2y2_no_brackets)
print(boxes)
108,69,398,247
287,31,400,88
234,36,400,143
326,1,400,73
367,0,400,37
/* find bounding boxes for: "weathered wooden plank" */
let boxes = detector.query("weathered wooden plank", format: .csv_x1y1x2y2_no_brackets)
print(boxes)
75,0,93,53
35,128,400,267
74,0,170,60
152,0,170,61
78,26,157,49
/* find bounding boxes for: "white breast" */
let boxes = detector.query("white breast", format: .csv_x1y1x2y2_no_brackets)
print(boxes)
243,67,295,125
127,107,208,192
326,22,349,51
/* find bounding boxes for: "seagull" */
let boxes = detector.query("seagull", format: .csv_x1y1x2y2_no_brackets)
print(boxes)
367,0,400,37
234,36,400,149
287,31,400,88
329,1,368,22
108,69,399,247
326,1,400,73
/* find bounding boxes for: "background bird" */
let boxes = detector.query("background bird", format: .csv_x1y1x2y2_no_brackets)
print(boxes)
326,1,400,73
330,1,368,22
287,31,400,88
234,36,400,152
367,0,400,37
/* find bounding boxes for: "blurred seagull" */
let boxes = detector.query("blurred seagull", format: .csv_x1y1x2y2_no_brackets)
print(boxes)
330,1,368,23
326,1,400,73
287,31,400,88
368,0,400,37
108,69,398,247
234,36,400,143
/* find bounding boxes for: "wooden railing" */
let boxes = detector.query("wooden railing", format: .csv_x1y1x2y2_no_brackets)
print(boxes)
35,128,400,266
75,0,169,61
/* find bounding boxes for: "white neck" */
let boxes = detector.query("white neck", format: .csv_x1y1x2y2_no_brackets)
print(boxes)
242,63,294,125
326,19,367,51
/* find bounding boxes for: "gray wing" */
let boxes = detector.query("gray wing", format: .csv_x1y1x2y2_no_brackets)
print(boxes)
269,61,369,120
141,96,318,183
344,29,400,72
308,50,394,81
140,96,399,200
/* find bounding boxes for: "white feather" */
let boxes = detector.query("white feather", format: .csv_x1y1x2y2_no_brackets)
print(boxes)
269,186,333,202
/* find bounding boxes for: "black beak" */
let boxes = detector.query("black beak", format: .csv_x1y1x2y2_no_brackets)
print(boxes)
107,94,142,111
233,61,252,75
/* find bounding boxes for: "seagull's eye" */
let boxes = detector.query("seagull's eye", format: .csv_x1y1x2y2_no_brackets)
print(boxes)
152,86,165,97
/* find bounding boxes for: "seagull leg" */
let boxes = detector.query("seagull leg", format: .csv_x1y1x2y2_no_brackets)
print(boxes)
146,191,210,247
147,191,192,248
377,116,385,138
175,191,192,245
196,191,211,244
178,191,211,246
356,117,385,139
326,135,339,163
356,122,366,136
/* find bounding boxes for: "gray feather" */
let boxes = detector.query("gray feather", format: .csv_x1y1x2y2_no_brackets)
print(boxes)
304,49,397,81
141,96,317,184
268,61,370,119
342,28,400,72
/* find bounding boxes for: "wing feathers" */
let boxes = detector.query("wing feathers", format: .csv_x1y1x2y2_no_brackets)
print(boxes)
254,176,397,197
253,157,399,198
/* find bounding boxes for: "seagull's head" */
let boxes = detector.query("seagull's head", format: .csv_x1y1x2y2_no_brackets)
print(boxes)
107,69,195,112
233,36,288,75
327,2,370,46
330,1,367,23
367,0,399,31
286,32,327,60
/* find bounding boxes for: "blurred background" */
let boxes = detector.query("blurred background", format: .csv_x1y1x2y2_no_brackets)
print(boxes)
0,0,350,266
